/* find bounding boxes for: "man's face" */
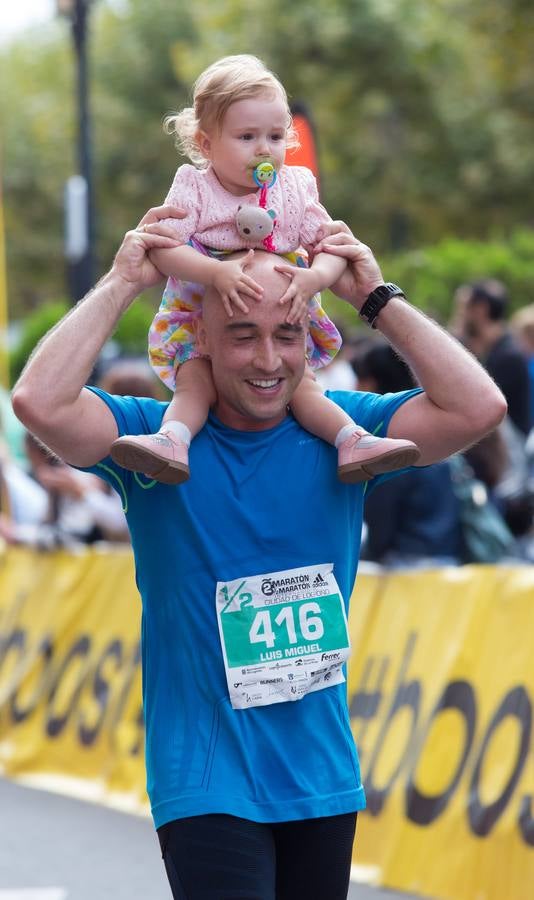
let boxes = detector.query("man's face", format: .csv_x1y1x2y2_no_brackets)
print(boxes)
197,255,307,431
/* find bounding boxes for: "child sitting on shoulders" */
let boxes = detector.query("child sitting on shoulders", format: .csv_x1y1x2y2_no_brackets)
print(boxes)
111,55,419,483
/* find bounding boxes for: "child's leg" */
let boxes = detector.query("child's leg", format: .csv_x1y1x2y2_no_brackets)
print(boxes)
290,365,421,483
110,358,216,485
163,357,217,435
291,367,358,446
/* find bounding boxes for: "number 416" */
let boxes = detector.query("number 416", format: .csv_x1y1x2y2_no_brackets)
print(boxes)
249,603,324,648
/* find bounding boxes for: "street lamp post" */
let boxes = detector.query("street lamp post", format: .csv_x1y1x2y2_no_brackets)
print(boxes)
57,0,95,302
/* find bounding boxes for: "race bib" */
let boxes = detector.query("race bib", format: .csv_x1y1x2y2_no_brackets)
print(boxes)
216,563,351,710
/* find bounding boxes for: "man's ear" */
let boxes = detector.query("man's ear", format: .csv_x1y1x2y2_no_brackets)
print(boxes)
194,317,210,356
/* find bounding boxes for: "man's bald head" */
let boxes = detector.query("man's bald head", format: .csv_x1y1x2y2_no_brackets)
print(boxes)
202,250,295,326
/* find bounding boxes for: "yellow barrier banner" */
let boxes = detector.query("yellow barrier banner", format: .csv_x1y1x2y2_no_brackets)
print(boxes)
1,548,534,899
0,546,146,811
349,566,534,900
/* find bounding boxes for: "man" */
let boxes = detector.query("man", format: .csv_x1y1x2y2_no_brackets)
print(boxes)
12,207,506,899
459,279,531,435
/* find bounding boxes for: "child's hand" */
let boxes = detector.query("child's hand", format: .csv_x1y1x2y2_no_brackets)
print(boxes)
274,265,320,324
212,250,263,317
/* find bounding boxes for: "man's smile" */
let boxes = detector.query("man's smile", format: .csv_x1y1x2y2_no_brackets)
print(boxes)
246,377,284,392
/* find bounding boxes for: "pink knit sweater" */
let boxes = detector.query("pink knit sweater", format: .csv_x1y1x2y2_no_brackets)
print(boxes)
162,163,331,253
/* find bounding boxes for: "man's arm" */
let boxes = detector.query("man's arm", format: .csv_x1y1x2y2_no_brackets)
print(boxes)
150,244,222,284
12,206,184,467
315,228,507,464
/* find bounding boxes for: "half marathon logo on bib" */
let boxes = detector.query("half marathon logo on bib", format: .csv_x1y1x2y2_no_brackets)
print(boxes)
216,563,351,710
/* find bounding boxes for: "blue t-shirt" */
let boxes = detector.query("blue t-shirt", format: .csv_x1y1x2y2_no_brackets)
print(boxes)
86,385,420,828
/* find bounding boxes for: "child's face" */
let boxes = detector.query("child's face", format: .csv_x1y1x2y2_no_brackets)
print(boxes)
199,92,288,196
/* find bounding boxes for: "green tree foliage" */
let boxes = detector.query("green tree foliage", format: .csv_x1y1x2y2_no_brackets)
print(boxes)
9,300,69,383
9,295,155,386
385,227,534,322
113,296,156,354
324,227,534,333
1,30,74,313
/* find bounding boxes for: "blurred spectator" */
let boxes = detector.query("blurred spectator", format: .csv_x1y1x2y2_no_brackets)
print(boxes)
449,280,534,546
0,432,48,540
464,417,534,545
0,385,27,466
353,339,463,568
447,453,516,564
362,464,463,568
1,360,162,550
448,284,472,342
453,279,531,435
462,425,509,492
352,337,414,395
97,357,167,399
510,303,534,430
0,434,129,548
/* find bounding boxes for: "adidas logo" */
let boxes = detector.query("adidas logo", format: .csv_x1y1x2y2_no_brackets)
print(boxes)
312,573,326,587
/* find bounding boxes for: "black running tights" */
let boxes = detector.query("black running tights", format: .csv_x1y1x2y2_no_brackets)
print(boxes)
157,811,357,900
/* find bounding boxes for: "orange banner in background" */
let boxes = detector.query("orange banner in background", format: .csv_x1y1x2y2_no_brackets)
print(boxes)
287,102,320,187
1,548,533,899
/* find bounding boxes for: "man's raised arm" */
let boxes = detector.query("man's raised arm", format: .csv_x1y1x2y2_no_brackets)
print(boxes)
12,207,183,468
315,227,507,463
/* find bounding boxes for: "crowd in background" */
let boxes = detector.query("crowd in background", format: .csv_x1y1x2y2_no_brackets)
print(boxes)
0,359,164,550
2,278,534,569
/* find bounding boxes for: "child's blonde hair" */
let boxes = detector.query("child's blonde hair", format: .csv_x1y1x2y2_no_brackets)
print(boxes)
164,55,299,167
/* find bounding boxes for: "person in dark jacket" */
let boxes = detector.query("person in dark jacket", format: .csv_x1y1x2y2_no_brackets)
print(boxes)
458,280,531,436
353,340,462,567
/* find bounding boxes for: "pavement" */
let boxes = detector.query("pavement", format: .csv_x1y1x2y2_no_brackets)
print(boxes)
0,777,430,899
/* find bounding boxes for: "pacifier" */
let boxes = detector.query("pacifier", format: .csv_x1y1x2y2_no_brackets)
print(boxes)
252,161,277,189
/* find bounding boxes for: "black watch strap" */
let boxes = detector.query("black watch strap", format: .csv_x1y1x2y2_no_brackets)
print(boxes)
359,283,405,328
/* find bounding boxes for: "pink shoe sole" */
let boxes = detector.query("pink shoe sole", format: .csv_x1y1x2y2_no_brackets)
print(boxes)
338,444,421,484
110,438,190,485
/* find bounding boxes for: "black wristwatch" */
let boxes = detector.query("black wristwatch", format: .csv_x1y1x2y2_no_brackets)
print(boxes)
359,283,405,328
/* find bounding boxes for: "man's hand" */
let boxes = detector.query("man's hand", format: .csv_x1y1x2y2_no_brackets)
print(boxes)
212,250,264,317
273,265,319,324
112,205,186,293
314,222,384,310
